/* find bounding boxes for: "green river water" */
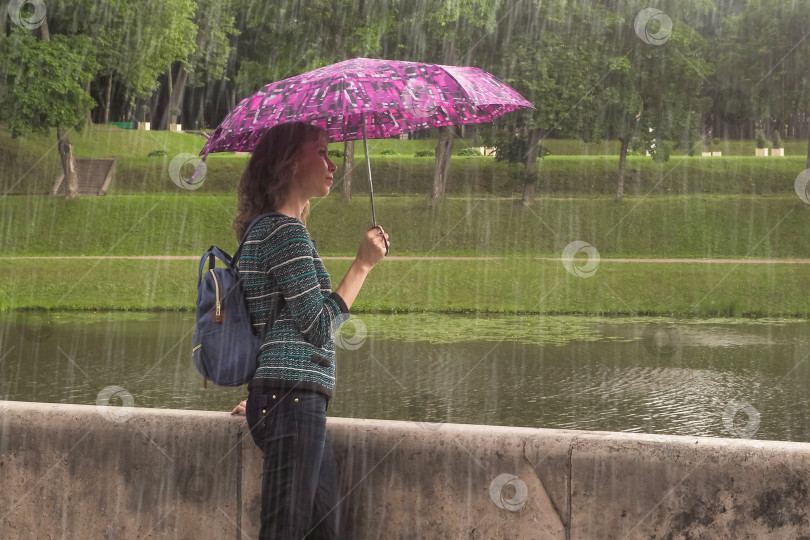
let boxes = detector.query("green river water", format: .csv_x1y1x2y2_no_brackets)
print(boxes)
1,311,808,442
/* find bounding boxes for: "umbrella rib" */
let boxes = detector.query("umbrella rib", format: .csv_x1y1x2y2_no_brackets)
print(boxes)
435,66,478,113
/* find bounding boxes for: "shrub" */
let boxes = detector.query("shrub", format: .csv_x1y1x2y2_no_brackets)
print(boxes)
148,150,168,158
712,137,721,146
415,149,435,157
457,147,482,156
327,149,344,158
380,149,397,155
755,129,771,149
771,130,783,149
493,137,550,164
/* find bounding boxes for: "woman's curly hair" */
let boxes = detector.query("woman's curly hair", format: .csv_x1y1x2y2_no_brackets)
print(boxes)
233,122,326,241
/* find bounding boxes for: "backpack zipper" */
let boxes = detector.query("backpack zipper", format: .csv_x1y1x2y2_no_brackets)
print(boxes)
209,269,222,320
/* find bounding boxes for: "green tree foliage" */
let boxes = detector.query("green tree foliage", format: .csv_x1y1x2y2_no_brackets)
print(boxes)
186,0,239,87
389,0,500,203
0,0,200,198
588,0,715,200
43,0,197,106
0,28,97,138
488,0,606,203
161,0,238,128
714,0,810,167
7,0,810,201
231,0,392,97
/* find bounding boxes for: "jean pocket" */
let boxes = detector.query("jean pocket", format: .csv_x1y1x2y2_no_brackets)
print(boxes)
246,394,270,441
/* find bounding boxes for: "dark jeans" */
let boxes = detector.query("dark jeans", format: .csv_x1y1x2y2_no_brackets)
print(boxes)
245,389,341,540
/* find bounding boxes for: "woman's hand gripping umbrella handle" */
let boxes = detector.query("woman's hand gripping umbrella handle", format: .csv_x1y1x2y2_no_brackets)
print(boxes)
373,225,389,255
361,225,389,263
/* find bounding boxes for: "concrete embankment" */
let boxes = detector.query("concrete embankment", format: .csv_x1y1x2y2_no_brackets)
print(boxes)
1,400,809,538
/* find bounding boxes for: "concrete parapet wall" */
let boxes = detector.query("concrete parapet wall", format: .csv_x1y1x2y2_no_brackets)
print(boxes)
1,400,809,538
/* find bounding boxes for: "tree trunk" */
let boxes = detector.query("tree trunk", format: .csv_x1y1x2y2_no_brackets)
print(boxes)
429,126,454,204
522,183,535,206
616,136,629,202
37,17,50,40
166,65,189,128
149,87,163,127
157,66,175,130
342,140,354,202
521,128,543,206
57,128,79,200
40,19,79,200
103,74,112,124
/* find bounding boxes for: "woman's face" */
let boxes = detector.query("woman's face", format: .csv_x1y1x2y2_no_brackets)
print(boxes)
292,134,336,199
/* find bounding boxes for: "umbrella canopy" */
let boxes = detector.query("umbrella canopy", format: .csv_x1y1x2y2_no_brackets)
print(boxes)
200,57,533,155
197,58,533,248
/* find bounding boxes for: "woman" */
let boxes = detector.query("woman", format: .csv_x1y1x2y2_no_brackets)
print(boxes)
230,121,389,539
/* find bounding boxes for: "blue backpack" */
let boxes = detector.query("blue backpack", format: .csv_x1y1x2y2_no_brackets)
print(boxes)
192,212,281,387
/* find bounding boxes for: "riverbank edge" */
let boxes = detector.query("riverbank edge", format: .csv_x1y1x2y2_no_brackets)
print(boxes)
2,400,808,537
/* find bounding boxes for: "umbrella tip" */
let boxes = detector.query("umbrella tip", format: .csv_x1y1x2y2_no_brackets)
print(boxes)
189,154,208,183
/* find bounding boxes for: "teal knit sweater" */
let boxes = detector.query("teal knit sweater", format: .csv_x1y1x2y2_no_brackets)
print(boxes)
240,214,350,398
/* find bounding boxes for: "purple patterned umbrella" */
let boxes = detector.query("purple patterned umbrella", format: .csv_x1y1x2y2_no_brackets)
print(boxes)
198,58,533,227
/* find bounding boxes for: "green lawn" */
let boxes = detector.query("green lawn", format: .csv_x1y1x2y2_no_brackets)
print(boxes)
1,257,807,317
1,194,808,258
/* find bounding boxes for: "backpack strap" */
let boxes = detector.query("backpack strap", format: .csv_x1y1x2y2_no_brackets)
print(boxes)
232,211,285,264
197,246,234,286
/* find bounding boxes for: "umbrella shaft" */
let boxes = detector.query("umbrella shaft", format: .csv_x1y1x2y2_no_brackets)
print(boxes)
362,123,377,227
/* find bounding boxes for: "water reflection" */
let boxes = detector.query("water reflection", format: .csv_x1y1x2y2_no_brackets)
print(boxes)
0,311,808,442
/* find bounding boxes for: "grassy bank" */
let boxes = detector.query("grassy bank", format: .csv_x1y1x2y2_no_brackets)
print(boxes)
2,125,808,197
1,258,808,317
2,194,809,258
3,125,809,317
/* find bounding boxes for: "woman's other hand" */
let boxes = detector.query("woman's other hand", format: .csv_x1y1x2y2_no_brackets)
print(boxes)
230,400,247,415
356,225,389,269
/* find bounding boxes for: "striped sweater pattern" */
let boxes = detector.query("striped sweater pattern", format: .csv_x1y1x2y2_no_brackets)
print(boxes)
240,215,349,398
